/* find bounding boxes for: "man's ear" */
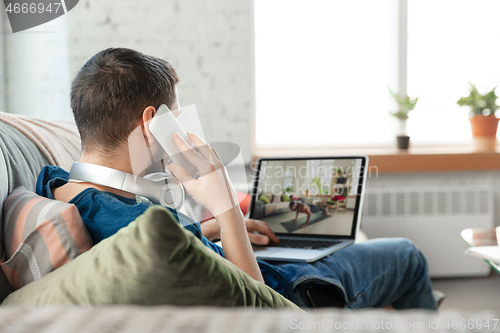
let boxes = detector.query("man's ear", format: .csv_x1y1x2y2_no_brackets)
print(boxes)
141,106,157,144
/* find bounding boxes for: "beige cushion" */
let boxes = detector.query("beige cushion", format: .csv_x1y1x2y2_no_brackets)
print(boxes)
271,194,281,203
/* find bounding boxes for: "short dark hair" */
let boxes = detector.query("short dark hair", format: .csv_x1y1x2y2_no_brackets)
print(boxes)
289,201,297,209
70,48,179,152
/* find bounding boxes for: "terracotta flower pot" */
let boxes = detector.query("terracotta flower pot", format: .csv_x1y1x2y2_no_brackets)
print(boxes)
469,115,499,137
469,115,499,151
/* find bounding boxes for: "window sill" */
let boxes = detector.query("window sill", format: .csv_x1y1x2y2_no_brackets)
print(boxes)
252,145,500,173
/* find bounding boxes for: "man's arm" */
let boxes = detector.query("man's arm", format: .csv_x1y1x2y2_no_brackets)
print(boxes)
200,218,220,240
305,211,311,224
202,218,279,245
169,133,264,283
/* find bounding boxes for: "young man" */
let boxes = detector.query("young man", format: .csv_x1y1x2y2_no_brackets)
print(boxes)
37,48,437,309
289,200,328,228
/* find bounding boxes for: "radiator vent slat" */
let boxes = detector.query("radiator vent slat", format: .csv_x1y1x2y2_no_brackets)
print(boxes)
451,191,461,215
381,193,391,216
363,187,492,217
409,192,419,215
437,192,446,215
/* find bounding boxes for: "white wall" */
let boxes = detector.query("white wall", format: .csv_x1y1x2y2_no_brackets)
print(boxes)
3,13,72,119
65,0,254,162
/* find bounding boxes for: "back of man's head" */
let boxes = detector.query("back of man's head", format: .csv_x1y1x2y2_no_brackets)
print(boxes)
71,48,178,153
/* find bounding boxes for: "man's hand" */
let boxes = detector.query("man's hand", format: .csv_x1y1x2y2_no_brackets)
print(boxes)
245,219,279,245
168,132,238,217
201,218,279,245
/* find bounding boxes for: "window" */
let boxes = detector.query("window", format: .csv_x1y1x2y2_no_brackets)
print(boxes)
254,0,500,149
407,0,500,144
304,160,335,195
282,170,294,193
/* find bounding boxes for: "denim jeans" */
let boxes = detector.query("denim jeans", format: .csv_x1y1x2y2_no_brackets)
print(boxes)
271,238,438,310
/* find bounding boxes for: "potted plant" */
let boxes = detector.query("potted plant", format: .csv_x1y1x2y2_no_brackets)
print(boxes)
309,176,321,195
457,83,499,151
388,88,418,150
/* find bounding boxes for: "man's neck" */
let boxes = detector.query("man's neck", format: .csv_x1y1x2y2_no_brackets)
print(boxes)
75,150,136,199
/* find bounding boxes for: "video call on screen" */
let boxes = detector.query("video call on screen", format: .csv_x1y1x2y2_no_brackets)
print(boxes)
252,158,363,236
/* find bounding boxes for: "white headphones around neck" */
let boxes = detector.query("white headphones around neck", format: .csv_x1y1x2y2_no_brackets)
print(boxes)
68,162,185,210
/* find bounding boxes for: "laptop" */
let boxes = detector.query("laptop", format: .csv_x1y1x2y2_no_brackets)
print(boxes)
248,156,368,262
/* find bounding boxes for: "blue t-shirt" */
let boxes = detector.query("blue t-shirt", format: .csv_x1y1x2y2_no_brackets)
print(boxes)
36,166,222,255
36,166,294,300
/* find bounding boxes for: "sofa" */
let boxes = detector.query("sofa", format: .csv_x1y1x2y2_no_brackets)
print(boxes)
0,113,495,332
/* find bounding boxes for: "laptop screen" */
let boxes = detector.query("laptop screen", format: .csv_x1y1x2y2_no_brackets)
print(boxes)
249,157,367,238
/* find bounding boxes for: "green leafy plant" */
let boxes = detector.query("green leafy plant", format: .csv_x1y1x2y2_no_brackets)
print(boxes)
457,83,499,116
388,88,419,120
309,176,321,194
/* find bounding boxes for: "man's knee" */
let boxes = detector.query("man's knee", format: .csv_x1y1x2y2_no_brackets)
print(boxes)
390,238,429,272
391,237,417,250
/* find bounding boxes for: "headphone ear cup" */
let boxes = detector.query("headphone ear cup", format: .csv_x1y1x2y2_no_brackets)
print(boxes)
143,173,184,210
159,183,184,210
159,180,184,210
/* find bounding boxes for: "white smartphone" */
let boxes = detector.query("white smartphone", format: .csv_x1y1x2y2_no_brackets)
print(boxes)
149,104,198,178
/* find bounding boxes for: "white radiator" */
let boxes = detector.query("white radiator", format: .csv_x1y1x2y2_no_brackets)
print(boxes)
361,186,493,278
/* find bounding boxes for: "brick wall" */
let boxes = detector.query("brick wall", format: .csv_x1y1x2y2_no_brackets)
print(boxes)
65,0,254,162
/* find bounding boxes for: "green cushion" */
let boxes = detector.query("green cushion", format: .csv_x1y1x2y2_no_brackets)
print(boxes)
259,194,270,204
281,194,290,202
2,206,300,309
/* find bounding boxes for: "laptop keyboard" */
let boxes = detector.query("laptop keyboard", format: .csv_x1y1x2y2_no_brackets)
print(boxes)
269,238,343,250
